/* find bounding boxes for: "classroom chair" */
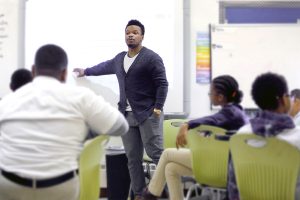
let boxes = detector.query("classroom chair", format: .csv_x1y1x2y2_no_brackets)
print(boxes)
186,125,228,200
163,118,187,149
79,135,109,200
230,134,300,200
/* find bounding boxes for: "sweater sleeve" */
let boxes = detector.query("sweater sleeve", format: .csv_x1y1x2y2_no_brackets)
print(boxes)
84,58,116,76
151,55,168,110
187,107,232,129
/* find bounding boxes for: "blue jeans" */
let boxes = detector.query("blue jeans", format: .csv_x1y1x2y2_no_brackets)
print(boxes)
122,111,164,196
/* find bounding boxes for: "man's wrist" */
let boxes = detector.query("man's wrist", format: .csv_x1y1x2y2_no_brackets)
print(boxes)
154,108,161,114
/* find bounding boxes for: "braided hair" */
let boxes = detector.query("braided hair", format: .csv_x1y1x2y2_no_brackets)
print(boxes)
212,75,243,104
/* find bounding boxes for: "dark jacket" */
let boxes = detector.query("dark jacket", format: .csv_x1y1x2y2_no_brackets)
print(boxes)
84,47,168,123
187,103,248,131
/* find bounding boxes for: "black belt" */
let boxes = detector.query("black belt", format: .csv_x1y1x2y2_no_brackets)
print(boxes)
1,169,78,188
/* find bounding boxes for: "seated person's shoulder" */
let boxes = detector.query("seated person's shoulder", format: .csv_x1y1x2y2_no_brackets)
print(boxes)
276,127,300,151
236,124,252,135
278,126,300,137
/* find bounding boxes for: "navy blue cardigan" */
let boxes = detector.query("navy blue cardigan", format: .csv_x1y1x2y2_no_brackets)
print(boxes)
84,47,168,123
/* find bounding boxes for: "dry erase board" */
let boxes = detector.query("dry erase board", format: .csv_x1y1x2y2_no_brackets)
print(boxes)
25,0,184,113
211,24,300,109
0,0,25,97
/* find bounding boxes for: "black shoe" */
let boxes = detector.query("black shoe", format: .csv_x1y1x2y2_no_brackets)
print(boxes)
141,188,158,200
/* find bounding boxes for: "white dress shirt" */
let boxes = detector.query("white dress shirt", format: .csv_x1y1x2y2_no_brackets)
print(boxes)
0,76,127,178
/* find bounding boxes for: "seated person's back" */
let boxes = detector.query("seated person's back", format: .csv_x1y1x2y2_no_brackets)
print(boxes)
0,44,129,200
228,72,300,200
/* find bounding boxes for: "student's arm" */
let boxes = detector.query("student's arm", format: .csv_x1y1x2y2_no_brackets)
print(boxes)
176,107,231,148
187,109,229,129
106,114,128,136
82,89,128,136
176,123,189,148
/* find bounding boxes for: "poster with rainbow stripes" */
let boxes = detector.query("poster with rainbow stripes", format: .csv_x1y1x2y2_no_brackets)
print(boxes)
196,32,210,84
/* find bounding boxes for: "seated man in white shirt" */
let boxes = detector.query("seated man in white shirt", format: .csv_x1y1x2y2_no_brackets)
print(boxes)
0,44,129,200
290,89,300,125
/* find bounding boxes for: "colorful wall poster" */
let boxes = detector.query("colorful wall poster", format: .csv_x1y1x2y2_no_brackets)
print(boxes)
196,32,210,84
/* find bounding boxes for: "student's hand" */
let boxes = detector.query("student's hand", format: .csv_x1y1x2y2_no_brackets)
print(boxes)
176,123,189,149
73,68,85,77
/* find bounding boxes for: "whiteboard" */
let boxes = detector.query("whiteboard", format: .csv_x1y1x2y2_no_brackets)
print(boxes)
0,0,25,97
25,0,184,113
211,24,300,109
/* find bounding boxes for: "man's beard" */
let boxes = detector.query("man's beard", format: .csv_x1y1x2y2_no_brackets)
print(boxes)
127,43,138,49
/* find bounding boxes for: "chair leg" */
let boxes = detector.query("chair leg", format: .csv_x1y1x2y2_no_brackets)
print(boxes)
211,189,226,200
185,183,202,200
143,162,157,185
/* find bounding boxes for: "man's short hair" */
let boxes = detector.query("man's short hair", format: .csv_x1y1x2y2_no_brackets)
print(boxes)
10,68,33,91
34,44,68,71
125,19,145,35
291,89,300,99
251,72,288,110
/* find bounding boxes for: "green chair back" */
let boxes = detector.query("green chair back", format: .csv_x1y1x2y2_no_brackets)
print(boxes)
163,119,187,149
230,134,300,200
187,125,228,188
79,135,109,200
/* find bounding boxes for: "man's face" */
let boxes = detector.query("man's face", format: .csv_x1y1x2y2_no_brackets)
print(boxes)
125,25,144,49
289,96,300,117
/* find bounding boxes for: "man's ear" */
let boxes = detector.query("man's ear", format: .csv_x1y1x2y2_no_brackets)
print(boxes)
10,82,14,91
280,95,291,114
60,69,67,82
31,65,36,77
295,98,300,109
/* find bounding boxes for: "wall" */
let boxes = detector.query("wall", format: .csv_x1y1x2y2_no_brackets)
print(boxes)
187,0,219,118
0,0,25,97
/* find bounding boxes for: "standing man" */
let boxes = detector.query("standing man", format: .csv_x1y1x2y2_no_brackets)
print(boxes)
73,19,168,199
0,44,128,200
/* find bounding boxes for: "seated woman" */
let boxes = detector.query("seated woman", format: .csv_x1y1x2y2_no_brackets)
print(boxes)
228,72,300,200
142,75,249,200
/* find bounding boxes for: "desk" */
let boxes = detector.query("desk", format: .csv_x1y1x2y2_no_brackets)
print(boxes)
106,150,131,200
